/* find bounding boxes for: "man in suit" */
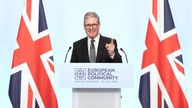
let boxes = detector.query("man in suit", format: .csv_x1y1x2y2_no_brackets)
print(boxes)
70,11,122,63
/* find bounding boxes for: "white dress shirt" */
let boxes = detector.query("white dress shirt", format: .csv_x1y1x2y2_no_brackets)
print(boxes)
87,34,100,58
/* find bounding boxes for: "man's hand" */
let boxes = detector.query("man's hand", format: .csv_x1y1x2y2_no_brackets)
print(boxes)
105,39,115,59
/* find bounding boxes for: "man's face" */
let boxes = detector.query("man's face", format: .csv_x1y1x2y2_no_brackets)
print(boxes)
84,17,100,39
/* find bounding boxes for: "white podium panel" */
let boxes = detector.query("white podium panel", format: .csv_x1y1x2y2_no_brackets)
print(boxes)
73,88,121,108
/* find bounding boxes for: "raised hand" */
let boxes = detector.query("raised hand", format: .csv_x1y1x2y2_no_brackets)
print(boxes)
105,38,115,59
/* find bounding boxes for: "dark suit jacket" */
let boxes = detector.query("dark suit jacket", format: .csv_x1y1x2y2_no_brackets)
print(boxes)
70,35,122,63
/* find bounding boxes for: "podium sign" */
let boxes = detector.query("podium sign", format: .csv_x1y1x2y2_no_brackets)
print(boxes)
59,63,133,88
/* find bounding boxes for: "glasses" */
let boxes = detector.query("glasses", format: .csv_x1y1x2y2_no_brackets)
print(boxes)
84,24,99,29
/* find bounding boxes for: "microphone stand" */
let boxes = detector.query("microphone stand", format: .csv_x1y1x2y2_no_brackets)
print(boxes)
64,47,72,63
120,48,128,63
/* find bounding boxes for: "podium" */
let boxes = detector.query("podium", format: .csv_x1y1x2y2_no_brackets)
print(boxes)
59,63,133,108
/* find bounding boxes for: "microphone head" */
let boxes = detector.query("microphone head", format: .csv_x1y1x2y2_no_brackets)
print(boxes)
69,46,72,50
120,48,123,51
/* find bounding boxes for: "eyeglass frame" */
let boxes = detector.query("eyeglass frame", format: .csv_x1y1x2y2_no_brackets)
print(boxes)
84,23,99,29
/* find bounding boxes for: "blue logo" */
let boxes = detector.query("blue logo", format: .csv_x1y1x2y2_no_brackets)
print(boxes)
74,68,86,80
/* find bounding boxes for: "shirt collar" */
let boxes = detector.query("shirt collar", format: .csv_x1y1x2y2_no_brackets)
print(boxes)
87,34,100,43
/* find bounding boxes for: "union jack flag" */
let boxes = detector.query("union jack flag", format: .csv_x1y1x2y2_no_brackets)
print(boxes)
139,0,188,108
8,0,58,107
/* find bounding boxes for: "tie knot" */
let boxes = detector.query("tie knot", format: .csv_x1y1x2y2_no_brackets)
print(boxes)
91,39,95,44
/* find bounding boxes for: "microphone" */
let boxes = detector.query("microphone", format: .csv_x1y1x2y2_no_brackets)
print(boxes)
120,48,128,63
64,46,72,63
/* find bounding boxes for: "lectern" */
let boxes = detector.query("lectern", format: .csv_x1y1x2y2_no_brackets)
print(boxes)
59,63,133,108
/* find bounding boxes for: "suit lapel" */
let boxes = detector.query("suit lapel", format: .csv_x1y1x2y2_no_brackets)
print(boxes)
96,36,104,62
82,38,90,62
